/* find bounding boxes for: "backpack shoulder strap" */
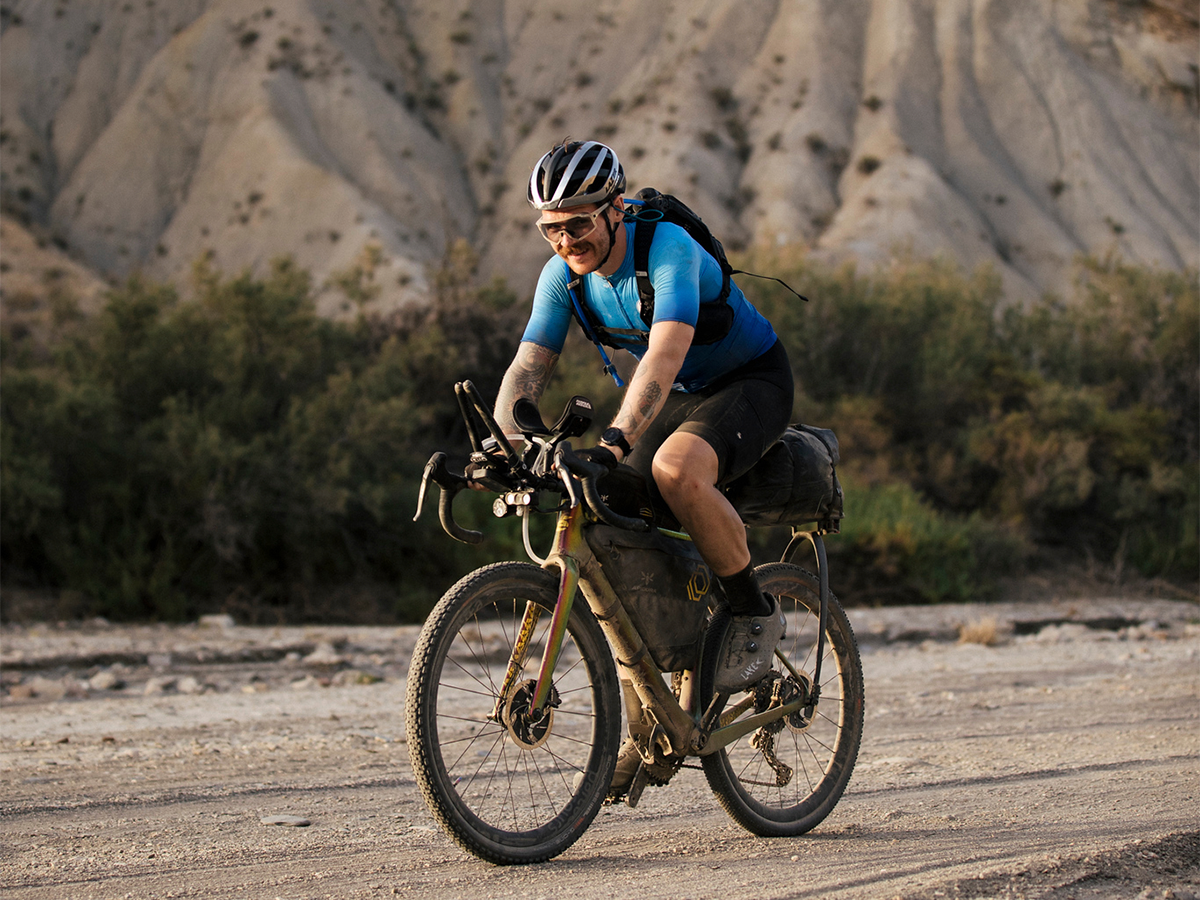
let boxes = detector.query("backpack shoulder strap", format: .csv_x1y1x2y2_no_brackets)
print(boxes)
632,218,658,327
565,263,625,386
632,212,734,319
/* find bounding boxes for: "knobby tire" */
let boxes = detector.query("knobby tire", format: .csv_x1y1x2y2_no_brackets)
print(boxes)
405,562,621,864
699,562,864,836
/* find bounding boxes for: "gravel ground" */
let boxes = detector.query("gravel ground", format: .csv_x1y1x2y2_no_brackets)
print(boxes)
1,596,1198,899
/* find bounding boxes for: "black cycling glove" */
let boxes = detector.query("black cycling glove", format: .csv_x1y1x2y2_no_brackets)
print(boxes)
573,445,619,472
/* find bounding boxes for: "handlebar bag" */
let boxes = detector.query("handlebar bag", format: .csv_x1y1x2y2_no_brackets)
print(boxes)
584,524,714,672
723,425,844,531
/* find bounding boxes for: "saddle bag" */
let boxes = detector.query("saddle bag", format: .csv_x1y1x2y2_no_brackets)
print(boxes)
583,523,714,672
723,425,844,532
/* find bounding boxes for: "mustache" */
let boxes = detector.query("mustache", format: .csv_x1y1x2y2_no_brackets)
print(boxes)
559,240,597,254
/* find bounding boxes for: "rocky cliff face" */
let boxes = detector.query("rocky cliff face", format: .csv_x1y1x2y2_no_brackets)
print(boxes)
1,0,1196,315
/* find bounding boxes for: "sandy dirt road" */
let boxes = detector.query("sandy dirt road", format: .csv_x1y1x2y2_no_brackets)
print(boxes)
2,598,1197,900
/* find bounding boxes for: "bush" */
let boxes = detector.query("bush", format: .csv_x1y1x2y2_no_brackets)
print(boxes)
1,255,526,623
3,247,1194,621
830,474,1030,604
737,250,1198,586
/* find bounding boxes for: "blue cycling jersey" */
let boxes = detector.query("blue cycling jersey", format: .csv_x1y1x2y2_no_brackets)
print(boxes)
521,220,778,392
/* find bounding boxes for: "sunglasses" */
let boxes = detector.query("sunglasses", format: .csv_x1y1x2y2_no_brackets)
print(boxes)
536,202,611,244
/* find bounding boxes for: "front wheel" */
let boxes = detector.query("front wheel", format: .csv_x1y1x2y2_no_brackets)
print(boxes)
699,562,864,836
405,562,621,864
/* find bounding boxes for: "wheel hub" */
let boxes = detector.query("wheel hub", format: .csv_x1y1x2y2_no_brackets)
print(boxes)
751,670,814,735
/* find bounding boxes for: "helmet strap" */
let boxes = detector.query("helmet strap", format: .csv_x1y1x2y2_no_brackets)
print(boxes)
593,202,621,271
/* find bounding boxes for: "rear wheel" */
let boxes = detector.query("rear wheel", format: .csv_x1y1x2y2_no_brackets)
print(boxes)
406,562,621,864
699,562,864,836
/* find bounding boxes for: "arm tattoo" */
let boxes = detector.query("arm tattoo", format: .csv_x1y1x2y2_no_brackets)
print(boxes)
611,320,688,445
637,381,663,421
495,342,559,433
613,373,665,439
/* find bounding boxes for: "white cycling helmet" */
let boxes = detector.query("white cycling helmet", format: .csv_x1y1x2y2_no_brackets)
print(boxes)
527,141,626,210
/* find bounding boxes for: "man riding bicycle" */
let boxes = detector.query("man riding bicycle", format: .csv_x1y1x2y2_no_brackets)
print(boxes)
493,139,794,800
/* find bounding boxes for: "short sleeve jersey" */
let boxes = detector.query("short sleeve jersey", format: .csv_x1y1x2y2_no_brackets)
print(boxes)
520,220,778,392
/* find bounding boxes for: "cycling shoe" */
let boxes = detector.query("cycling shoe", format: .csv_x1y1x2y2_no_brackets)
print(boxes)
713,595,786,694
604,738,644,803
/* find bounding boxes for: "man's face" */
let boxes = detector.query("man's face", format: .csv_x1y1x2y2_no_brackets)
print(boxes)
537,200,622,275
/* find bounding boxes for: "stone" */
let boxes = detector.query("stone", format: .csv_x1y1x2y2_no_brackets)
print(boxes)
261,815,311,827
89,670,125,691
332,669,381,687
143,676,177,695
303,642,344,667
7,683,35,700
26,676,68,701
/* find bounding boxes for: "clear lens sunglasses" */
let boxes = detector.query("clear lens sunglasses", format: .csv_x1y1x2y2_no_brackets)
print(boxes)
536,202,612,244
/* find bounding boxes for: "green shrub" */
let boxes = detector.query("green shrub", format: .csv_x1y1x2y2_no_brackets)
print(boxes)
3,247,1195,622
830,474,1029,604
1,255,525,623
737,250,1198,584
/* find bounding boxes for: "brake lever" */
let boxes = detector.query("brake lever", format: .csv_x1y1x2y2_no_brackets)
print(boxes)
552,446,580,509
413,452,482,544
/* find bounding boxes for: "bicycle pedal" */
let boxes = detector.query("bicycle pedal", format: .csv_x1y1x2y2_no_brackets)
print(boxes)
625,764,649,808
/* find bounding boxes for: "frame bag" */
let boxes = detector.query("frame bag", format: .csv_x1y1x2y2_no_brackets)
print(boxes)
583,523,714,672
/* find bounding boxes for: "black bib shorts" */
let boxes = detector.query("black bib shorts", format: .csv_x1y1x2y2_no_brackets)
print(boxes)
625,339,794,493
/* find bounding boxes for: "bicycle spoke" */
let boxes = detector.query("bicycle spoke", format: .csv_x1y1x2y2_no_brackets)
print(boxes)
701,564,863,833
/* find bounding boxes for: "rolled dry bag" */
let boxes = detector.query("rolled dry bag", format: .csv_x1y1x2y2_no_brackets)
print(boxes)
723,425,844,532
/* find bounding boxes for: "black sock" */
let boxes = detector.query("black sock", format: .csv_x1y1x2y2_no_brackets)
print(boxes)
717,564,772,617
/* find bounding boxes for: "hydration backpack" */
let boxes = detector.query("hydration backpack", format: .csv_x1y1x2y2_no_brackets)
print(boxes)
626,187,738,343
565,188,804,385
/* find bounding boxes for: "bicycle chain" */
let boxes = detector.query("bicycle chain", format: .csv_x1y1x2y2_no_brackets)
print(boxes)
749,673,794,787
749,728,793,787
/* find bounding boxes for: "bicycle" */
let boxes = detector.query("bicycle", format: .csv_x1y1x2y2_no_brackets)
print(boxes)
406,380,863,865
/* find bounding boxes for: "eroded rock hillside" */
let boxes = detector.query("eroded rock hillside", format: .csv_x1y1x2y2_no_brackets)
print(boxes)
1,0,1196,315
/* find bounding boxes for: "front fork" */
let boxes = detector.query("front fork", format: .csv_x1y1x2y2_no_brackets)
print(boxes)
490,506,584,723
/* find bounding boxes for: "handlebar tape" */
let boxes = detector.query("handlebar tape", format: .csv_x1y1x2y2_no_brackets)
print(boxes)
581,475,651,533
414,451,483,544
439,486,483,544
560,450,650,533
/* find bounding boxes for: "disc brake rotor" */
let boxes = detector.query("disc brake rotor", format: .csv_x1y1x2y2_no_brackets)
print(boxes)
783,672,814,733
503,679,560,750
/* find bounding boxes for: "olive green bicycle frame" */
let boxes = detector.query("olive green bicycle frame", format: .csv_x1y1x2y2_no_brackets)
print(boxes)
496,503,812,759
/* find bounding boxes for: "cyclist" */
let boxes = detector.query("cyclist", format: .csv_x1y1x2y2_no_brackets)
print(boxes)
493,139,794,799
